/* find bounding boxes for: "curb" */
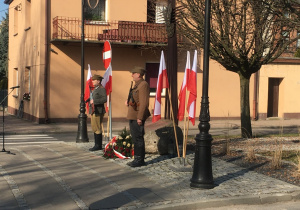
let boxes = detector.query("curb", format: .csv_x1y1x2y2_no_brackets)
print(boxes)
147,191,300,209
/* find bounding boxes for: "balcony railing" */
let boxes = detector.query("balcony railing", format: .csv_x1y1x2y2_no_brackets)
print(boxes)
52,16,177,44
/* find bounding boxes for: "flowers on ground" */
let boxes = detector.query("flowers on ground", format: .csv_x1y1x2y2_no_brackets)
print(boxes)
103,127,133,159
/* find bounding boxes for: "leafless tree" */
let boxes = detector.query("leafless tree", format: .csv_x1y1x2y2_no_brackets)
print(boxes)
176,0,300,138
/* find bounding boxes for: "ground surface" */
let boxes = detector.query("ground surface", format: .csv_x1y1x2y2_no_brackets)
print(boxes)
210,137,300,187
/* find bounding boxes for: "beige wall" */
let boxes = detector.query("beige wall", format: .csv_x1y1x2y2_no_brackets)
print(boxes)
51,0,81,20
51,0,149,22
48,44,163,119
176,52,251,120
7,0,300,123
259,64,300,118
48,43,250,121
8,0,46,120
109,0,147,22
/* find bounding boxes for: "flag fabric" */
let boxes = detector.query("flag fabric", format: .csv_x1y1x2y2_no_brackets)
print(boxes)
152,51,169,123
101,64,112,95
187,50,197,125
101,64,112,112
84,64,94,113
178,51,190,121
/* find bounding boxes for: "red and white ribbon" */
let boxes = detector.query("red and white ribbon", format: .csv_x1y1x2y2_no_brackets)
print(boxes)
104,136,132,159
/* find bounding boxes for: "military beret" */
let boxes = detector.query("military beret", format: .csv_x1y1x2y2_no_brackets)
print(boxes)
92,74,103,80
130,66,146,75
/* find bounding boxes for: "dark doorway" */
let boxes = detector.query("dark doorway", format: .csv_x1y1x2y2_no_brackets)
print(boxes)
145,63,159,94
267,78,282,117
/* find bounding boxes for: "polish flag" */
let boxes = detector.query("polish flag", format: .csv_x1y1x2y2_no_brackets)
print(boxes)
152,51,169,123
178,51,190,121
101,64,112,112
187,50,197,125
84,64,94,113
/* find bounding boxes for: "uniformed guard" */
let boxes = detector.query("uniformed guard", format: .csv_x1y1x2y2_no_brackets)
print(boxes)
125,66,151,167
87,74,107,151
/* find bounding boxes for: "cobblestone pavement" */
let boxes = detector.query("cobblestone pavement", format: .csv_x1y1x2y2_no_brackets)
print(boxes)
1,138,300,209
69,141,300,209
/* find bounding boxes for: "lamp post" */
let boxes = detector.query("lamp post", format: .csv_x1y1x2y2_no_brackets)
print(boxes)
76,0,89,143
190,0,215,189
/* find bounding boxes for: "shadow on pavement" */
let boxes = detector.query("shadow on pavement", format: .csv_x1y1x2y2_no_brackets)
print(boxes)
89,188,150,209
214,162,268,185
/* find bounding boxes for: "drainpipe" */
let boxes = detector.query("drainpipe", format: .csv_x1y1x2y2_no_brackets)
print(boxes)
44,0,50,123
253,71,259,120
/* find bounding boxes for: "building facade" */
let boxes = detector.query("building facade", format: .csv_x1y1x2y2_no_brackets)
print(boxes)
5,0,300,123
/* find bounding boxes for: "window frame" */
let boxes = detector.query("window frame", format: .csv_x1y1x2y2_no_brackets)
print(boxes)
84,0,106,22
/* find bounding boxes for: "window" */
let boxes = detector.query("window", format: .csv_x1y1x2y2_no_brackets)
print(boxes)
147,0,167,23
25,67,31,93
13,68,19,96
84,0,106,21
25,0,31,30
155,3,167,23
145,63,166,96
283,11,290,19
282,30,290,50
147,0,155,23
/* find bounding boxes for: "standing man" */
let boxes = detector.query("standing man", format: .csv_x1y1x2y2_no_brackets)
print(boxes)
88,74,107,151
126,66,151,167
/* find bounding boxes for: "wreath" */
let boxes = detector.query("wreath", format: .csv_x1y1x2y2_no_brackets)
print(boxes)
103,128,134,159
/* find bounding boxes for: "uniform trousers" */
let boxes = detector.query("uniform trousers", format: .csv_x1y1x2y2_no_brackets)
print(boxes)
91,114,104,134
129,120,145,157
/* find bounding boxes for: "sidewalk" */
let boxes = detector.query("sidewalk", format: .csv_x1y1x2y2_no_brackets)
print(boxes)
1,113,300,209
2,112,300,136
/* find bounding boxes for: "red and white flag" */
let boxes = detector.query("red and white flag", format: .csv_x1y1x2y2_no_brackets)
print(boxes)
84,64,94,113
101,64,112,112
152,51,169,123
178,51,190,121
187,50,197,125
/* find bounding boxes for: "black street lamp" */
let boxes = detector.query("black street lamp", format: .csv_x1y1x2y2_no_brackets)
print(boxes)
76,0,89,143
190,0,215,189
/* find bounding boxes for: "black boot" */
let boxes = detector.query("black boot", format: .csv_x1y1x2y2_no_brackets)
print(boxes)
127,156,145,167
89,133,102,151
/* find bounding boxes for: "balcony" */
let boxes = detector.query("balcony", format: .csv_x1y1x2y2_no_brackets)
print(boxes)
52,16,178,44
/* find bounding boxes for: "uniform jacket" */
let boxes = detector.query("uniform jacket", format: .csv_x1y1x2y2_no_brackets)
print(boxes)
127,79,151,120
90,85,107,115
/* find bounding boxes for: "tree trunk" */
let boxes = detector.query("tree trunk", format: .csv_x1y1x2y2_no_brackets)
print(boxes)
239,73,252,138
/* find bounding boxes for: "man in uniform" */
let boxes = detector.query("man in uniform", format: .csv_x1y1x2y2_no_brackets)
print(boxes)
87,74,107,151
126,66,151,167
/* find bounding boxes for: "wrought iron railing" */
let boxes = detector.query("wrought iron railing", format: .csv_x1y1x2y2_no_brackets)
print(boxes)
52,16,176,44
